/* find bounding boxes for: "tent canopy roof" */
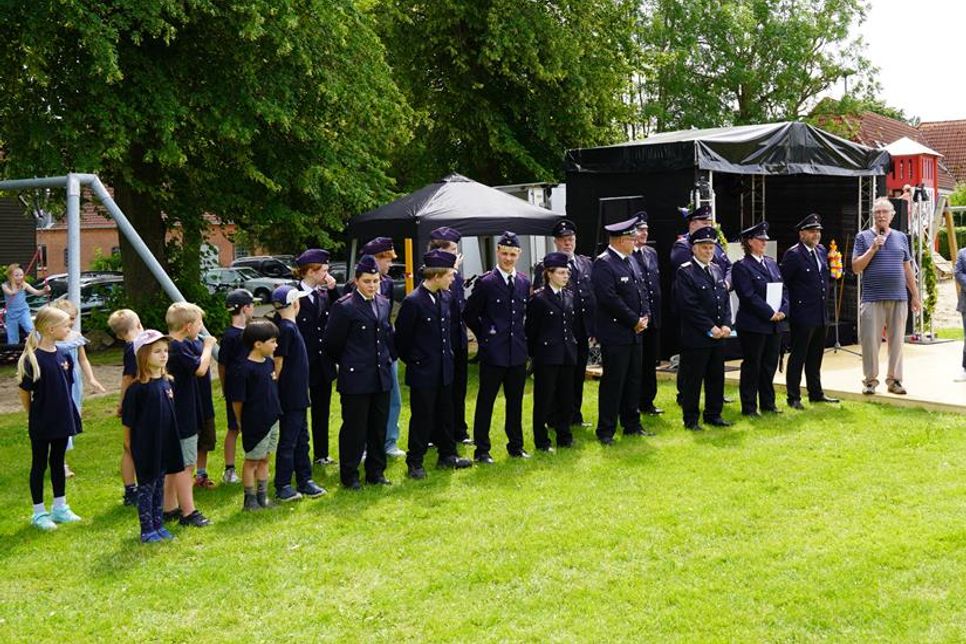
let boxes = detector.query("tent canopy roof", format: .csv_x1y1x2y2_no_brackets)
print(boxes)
883,136,942,158
346,174,562,245
565,121,890,177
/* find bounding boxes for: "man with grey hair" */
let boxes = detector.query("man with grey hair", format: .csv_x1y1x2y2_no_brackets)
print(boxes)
851,197,922,395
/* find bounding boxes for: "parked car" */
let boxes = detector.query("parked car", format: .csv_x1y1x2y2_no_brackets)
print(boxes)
43,271,124,298
51,275,125,319
203,267,297,302
230,256,294,279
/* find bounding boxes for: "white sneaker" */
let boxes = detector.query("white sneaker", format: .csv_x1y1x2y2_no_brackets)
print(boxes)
955,370,966,382
222,468,240,484
385,446,406,458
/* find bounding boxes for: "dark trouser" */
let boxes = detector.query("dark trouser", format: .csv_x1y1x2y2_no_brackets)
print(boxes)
339,391,389,486
275,408,312,490
30,437,68,505
533,363,575,448
408,384,458,467
136,477,164,536
596,342,644,440
738,331,781,413
572,330,590,424
473,363,526,456
678,345,725,425
786,323,827,402
639,326,660,410
452,343,469,441
309,377,334,460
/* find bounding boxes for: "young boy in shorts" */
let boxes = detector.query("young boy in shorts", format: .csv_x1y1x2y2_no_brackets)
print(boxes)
164,302,215,527
107,308,143,506
218,289,255,484
232,319,283,510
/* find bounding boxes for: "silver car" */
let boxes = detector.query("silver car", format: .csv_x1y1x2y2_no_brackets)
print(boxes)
204,267,297,302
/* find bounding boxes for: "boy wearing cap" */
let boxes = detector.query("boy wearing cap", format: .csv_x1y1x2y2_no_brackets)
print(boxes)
271,285,327,502
465,231,531,462
395,250,473,479
675,227,733,431
631,212,663,416
532,219,596,427
526,252,578,450
780,214,838,408
293,248,340,465
427,227,472,444
347,237,404,458
164,302,216,527
591,217,651,444
218,289,255,483
324,256,396,488
732,221,788,416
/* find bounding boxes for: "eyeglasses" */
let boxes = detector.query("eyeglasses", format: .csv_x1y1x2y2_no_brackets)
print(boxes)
873,209,892,214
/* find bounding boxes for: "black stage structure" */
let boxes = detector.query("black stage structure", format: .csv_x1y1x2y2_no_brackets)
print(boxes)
564,121,891,358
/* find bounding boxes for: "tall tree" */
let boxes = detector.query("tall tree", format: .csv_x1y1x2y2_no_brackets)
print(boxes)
374,0,640,189
635,0,874,133
0,1,411,304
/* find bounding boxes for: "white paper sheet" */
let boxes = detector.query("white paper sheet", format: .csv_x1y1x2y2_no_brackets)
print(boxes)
766,282,782,313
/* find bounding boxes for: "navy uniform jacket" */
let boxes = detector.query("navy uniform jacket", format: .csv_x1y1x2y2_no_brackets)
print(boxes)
780,243,830,327
533,254,596,337
592,248,650,346
670,236,733,288
450,272,468,351
675,261,733,350
295,283,340,384
732,255,790,335
323,291,396,395
525,287,578,366
632,246,662,329
394,285,454,388
464,269,530,367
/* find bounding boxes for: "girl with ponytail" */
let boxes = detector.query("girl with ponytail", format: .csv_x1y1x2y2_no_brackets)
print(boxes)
17,306,83,531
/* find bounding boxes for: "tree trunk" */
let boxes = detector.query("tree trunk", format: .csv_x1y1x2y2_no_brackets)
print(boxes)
113,178,167,308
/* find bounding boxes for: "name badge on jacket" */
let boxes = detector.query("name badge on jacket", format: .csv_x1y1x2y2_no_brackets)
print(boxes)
619,276,629,283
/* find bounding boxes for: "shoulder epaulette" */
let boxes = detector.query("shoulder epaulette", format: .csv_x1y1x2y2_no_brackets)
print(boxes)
680,261,692,268
336,293,354,303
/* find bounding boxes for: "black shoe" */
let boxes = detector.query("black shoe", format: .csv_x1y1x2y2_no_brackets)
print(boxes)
162,509,182,523
407,465,427,480
474,452,494,464
256,492,275,509
598,435,614,445
438,455,472,469
788,400,805,410
741,410,761,417
123,487,138,506
557,440,574,448
178,510,211,528
625,428,656,437
705,417,732,427
684,422,703,431
297,480,327,498
313,456,337,466
243,494,261,512
761,407,783,414
536,445,555,453
640,406,664,415
343,480,362,490
508,450,531,459
810,395,840,403
572,420,592,428
366,475,392,485
460,437,475,445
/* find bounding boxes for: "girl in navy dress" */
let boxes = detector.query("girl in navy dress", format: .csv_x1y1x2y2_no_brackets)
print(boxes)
122,330,185,543
17,306,82,531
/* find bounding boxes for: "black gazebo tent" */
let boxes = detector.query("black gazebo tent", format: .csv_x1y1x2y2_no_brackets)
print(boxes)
346,173,563,264
564,121,891,356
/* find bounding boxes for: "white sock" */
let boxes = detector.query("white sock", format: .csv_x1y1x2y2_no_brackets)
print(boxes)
52,496,66,510
33,503,46,515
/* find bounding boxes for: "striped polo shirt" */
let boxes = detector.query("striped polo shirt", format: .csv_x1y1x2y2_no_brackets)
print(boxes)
853,228,911,302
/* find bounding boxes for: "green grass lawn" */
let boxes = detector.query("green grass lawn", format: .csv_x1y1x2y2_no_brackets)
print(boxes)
2,367,966,640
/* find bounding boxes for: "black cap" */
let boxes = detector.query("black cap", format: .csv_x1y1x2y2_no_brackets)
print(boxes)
686,205,712,221
634,211,648,229
795,213,823,230
355,255,380,275
429,226,461,243
739,221,770,241
225,289,254,309
551,219,577,238
688,226,718,245
422,249,457,269
497,231,520,248
543,252,570,269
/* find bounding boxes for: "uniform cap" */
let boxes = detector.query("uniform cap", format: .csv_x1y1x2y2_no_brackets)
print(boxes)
795,213,823,230
603,217,638,236
497,231,520,248
688,226,718,245
355,254,380,276
739,221,770,241
543,252,570,269
296,248,330,266
361,237,394,256
429,226,461,243
423,249,457,269
551,219,577,238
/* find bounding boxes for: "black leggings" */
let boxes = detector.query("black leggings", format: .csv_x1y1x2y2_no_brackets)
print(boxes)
30,437,69,505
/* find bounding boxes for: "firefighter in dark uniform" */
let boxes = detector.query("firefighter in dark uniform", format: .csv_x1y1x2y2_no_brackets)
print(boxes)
591,217,651,445
323,255,396,489
780,213,839,409
630,212,663,415
669,205,733,288
526,251,578,451
732,221,788,416
293,248,340,465
394,249,472,479
675,226,733,431
464,231,531,462
531,219,596,427
426,226,472,443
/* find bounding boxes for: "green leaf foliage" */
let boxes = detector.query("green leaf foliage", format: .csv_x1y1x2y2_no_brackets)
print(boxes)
373,0,639,188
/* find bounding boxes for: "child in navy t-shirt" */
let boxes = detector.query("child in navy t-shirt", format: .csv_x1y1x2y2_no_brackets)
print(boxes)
218,289,255,484
108,308,143,506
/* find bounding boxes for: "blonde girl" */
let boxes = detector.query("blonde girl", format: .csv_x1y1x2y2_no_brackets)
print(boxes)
17,306,83,531
3,263,50,344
